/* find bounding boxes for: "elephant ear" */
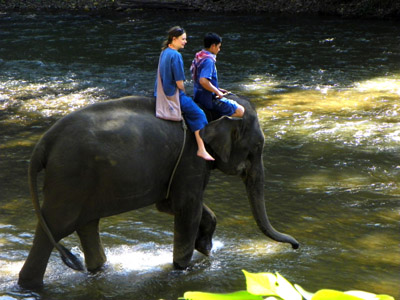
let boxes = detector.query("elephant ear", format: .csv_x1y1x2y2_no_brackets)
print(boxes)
201,116,243,163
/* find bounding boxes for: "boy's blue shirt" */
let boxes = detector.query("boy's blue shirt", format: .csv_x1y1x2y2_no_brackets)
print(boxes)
154,47,185,97
193,54,219,110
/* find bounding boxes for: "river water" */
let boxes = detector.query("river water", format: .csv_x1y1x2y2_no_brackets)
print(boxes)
0,10,399,300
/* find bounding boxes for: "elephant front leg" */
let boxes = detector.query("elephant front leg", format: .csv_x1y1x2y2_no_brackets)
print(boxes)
156,200,217,256
76,219,106,272
195,204,216,256
18,223,54,289
173,201,202,269
158,199,216,259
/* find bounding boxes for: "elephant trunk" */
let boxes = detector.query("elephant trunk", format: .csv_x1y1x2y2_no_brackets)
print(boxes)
244,155,299,249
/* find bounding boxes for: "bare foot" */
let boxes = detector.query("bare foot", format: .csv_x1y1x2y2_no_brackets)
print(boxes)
197,150,215,161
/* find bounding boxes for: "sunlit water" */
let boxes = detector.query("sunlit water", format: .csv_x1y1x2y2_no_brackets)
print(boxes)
0,11,399,300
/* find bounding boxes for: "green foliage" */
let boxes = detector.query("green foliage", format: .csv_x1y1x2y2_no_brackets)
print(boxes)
243,270,301,300
182,291,263,300
180,270,395,300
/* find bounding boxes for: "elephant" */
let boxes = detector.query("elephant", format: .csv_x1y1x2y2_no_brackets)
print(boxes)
18,94,299,289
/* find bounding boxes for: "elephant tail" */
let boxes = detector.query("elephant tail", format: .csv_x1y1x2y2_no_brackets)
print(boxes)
29,143,85,271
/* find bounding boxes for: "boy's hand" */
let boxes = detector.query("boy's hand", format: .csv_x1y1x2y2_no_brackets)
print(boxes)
217,88,231,98
216,90,225,98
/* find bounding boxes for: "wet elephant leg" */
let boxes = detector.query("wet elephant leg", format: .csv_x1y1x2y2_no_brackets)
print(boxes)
157,199,216,256
76,219,106,272
172,199,203,269
18,223,54,289
195,204,216,256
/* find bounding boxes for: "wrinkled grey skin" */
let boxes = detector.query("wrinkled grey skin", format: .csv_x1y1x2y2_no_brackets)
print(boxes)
18,95,299,289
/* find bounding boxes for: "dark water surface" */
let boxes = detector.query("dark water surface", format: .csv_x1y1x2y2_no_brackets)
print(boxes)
0,11,399,300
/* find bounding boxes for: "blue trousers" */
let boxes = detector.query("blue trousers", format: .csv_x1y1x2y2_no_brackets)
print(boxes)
179,91,208,132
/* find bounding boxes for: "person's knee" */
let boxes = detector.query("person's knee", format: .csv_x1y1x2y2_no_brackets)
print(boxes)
232,104,245,118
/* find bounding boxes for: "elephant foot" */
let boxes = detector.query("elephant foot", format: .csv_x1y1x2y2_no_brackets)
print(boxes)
195,245,211,256
195,236,213,256
173,261,189,270
85,255,107,274
87,262,106,274
18,275,44,290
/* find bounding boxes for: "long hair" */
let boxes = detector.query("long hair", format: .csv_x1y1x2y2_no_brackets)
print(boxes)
162,26,185,50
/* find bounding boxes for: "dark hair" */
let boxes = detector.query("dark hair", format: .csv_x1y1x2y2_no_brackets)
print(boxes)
204,32,222,48
162,26,186,50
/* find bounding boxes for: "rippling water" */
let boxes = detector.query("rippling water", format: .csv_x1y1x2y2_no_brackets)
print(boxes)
0,11,399,300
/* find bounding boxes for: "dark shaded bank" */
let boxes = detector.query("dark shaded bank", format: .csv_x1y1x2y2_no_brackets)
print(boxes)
0,0,399,19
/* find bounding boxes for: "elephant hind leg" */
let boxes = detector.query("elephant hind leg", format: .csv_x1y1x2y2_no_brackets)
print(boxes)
18,223,55,289
195,204,216,256
76,219,106,272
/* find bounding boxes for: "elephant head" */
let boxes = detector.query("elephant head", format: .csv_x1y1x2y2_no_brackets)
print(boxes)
202,96,299,249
